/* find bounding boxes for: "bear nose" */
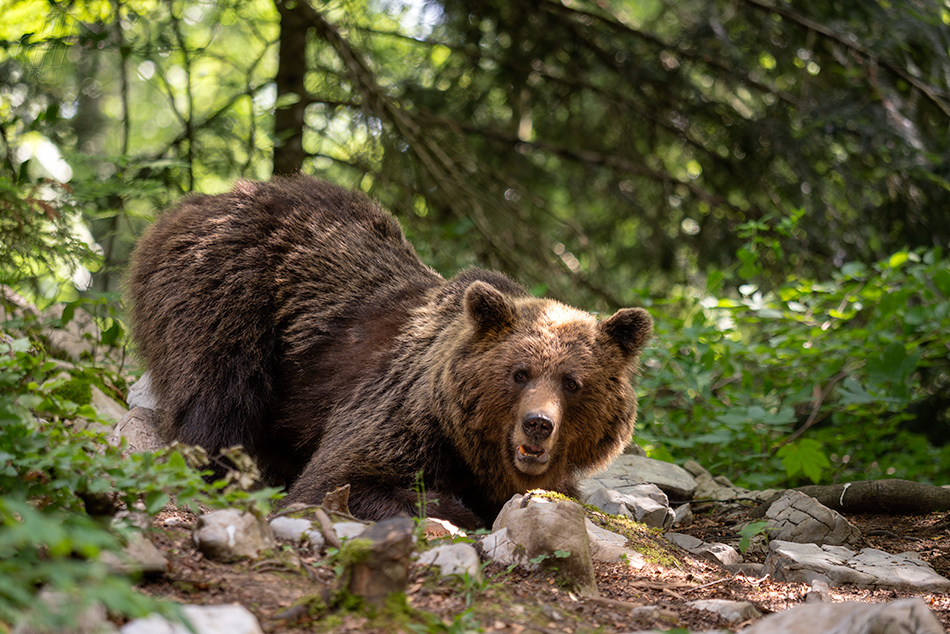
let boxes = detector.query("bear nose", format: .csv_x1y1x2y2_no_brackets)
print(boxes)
522,414,554,441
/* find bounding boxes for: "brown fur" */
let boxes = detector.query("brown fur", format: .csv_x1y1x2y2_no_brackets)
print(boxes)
128,175,652,529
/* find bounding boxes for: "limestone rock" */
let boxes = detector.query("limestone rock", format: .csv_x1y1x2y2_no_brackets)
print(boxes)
100,532,168,575
765,490,861,546
127,371,158,410
739,598,944,634
269,517,325,551
120,604,264,634
418,542,482,580
687,599,760,624
109,407,165,454
193,510,275,562
666,532,741,567
13,588,117,634
489,494,598,596
764,540,950,591
332,521,369,541
584,455,697,500
586,486,674,530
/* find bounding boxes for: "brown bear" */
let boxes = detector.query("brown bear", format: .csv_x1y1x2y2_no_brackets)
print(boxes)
128,175,652,529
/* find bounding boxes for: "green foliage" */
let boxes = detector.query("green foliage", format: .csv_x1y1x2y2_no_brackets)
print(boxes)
409,608,484,634
0,180,280,629
637,218,950,488
738,521,774,554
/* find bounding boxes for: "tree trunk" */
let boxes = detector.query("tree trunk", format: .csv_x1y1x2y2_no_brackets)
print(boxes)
796,479,950,514
273,0,310,175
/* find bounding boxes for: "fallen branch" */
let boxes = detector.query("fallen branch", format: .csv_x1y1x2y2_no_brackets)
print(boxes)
796,479,950,514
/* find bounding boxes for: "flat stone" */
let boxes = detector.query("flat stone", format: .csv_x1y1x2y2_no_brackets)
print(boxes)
121,604,264,634
101,532,168,575
417,543,481,580
333,521,369,541
740,598,944,634
13,589,117,634
587,455,697,500
269,517,325,551
687,599,760,624
585,487,674,530
764,540,950,591
766,490,861,546
419,517,464,541
665,532,741,567
584,519,648,569
193,510,275,562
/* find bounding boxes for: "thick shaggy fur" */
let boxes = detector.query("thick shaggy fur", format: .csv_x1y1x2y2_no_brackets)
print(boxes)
129,176,652,529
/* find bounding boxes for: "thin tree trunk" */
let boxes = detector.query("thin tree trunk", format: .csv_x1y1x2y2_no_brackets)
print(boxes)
273,0,310,175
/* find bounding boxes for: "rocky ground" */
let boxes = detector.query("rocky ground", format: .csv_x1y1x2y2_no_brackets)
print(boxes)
97,401,950,634
118,495,949,634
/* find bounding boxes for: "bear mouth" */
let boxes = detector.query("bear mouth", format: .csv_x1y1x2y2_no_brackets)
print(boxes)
514,443,551,473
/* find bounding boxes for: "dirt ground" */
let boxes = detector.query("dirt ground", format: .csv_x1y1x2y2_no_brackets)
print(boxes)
135,504,950,633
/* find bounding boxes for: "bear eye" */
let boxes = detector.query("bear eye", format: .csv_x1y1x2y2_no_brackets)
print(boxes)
563,376,581,393
512,369,530,384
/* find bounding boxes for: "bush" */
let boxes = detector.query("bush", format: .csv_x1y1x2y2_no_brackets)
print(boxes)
636,219,950,489
0,178,279,630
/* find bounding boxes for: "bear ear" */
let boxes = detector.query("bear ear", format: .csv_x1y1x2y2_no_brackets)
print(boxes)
599,307,653,356
464,281,518,335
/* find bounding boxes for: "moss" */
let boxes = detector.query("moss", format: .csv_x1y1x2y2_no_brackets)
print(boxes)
521,488,682,567
49,377,92,406
335,537,373,566
588,511,681,567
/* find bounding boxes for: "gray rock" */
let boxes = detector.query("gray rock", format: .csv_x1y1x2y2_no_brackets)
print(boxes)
100,533,168,575
739,598,944,634
487,494,649,569
585,486,674,530
193,510,275,561
417,542,482,580
120,604,264,634
90,386,128,426
333,521,369,541
672,502,693,526
765,490,861,546
13,589,117,634
687,599,760,624
109,407,165,454
666,532,742,567
682,460,781,504
764,540,950,591
269,517,325,551
127,371,158,410
488,495,598,596
585,455,697,500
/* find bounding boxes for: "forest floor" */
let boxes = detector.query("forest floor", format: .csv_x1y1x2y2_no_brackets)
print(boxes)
136,504,950,633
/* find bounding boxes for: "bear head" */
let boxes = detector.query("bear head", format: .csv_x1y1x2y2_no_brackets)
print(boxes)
441,280,653,502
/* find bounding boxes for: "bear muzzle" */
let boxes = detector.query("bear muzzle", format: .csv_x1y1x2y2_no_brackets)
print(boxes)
512,412,558,475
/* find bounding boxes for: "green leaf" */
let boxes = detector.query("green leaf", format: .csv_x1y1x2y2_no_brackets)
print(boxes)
777,439,829,483
888,251,909,268
934,269,950,297
100,321,122,347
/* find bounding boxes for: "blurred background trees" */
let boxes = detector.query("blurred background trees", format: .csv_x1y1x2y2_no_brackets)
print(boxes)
2,0,949,486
